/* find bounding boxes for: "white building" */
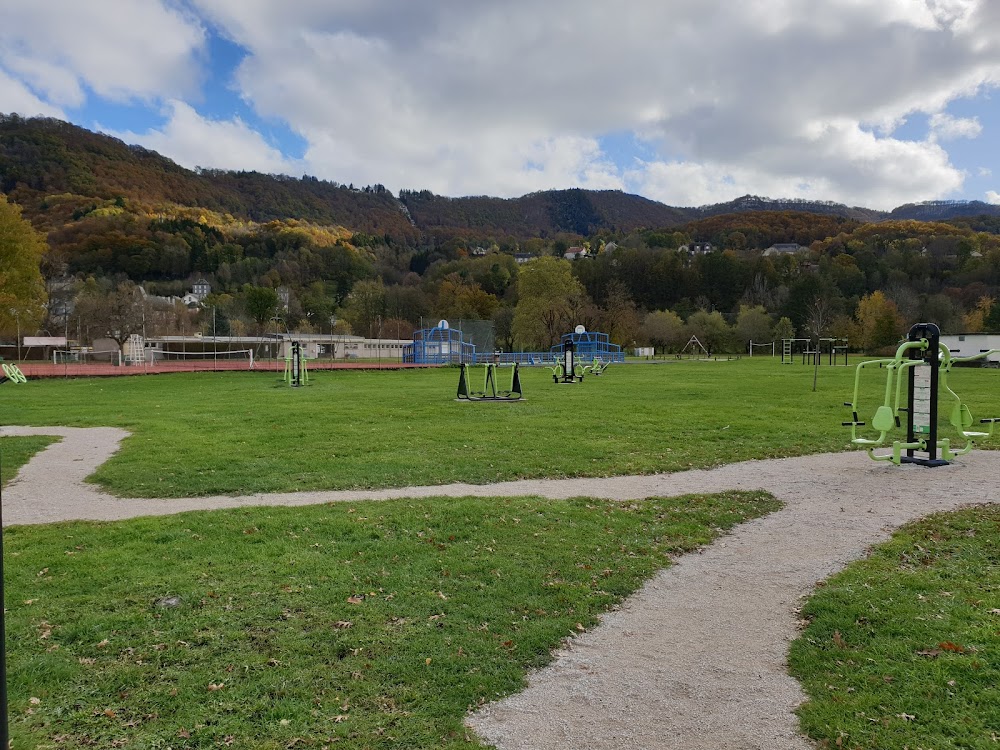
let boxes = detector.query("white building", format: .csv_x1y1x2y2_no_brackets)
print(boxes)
940,333,1000,364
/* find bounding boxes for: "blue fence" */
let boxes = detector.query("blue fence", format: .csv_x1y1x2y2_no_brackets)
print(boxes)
548,331,625,363
403,326,476,364
405,325,625,365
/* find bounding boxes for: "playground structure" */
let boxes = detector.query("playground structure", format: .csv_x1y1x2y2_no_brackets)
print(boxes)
405,322,476,365
748,341,776,357
548,330,624,364
781,337,848,365
843,322,999,466
456,359,522,401
679,336,709,358
282,341,309,387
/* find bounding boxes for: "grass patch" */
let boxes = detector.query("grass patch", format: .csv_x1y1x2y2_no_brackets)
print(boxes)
8,490,779,749
789,505,1000,749
1,435,57,487
2,360,997,498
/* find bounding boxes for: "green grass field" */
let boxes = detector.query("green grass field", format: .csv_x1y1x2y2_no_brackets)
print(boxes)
2,358,1000,749
7,491,778,749
790,506,1000,750
2,359,997,498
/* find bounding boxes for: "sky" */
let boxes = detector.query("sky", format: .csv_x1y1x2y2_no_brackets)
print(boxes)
3,0,1000,212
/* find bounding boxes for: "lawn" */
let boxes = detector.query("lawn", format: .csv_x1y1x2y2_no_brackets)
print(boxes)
7,490,779,749
789,506,1000,750
3,358,1000,748
1,436,57,488
1,358,997,498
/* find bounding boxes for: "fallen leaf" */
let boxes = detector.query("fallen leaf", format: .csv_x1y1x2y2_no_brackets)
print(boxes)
96,639,109,648
832,630,846,648
333,714,348,723
29,697,40,705
207,683,225,691
178,728,191,739
333,621,353,629
896,712,915,721
346,596,364,604
916,648,941,658
425,658,432,665
939,641,966,653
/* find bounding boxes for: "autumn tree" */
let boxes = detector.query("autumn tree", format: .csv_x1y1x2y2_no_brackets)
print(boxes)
735,305,774,349
338,279,386,336
962,296,994,333
685,310,733,354
855,291,903,352
0,194,47,337
244,286,281,333
599,280,642,346
641,310,685,353
434,277,499,321
493,306,515,352
74,279,146,352
512,257,585,349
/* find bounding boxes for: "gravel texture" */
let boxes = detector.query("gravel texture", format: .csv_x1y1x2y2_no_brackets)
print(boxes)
2,425,997,749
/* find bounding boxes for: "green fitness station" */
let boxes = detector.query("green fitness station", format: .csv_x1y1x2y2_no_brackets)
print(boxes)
456,356,523,401
844,322,999,466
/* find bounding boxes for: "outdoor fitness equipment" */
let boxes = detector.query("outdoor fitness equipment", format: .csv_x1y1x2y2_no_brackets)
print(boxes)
0,364,26,385
282,341,309,387
843,322,1000,466
582,356,610,376
0,364,28,748
550,339,583,383
457,361,522,401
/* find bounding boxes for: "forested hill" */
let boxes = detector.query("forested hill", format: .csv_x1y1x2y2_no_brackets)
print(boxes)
0,115,416,237
5,114,1000,240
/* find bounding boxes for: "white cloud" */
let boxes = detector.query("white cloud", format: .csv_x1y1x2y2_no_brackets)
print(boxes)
979,167,993,177
181,0,1000,209
7,0,1000,210
103,101,301,175
0,68,64,118
929,112,982,140
987,190,1000,204
0,0,205,104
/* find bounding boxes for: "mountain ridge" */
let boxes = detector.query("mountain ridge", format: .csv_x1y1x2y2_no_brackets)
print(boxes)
3,114,1000,239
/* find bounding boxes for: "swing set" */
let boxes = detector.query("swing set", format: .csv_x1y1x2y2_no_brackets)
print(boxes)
843,322,1000,466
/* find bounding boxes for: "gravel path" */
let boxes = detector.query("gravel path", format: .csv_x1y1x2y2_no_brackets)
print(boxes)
3,425,998,749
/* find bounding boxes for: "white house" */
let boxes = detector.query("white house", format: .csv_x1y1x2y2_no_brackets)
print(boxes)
763,243,805,256
563,246,588,260
940,333,1000,364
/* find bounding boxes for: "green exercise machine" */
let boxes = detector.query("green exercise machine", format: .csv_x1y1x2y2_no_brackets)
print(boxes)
843,322,999,466
550,340,583,384
457,361,522,401
282,341,309,387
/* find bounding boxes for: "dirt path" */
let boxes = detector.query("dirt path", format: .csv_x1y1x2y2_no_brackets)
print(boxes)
3,425,998,749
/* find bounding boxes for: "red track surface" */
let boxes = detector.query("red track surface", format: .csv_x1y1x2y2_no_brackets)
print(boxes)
18,361,436,379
